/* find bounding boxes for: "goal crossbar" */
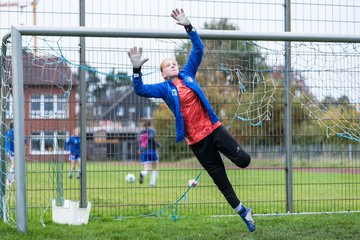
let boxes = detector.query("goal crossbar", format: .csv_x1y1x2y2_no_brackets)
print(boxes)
11,25,360,42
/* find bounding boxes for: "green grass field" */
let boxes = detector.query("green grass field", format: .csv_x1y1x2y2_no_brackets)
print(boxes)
3,159,359,224
1,212,360,239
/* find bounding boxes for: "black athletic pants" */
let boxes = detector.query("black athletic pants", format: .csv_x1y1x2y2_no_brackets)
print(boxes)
189,125,251,209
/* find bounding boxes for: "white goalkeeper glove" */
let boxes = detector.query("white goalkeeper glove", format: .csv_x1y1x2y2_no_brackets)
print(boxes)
171,8,191,26
127,47,149,69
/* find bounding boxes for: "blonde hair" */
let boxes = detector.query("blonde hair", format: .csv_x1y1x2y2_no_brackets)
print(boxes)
160,58,177,72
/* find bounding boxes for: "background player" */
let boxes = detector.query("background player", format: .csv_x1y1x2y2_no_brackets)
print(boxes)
66,127,81,179
139,119,160,187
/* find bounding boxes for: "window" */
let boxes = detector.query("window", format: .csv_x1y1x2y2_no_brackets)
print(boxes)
44,95,54,116
128,106,135,113
57,131,67,151
6,94,13,119
143,106,151,118
44,131,54,152
129,121,135,128
31,132,41,152
31,94,68,119
57,95,67,117
116,106,124,116
30,131,68,154
31,95,41,118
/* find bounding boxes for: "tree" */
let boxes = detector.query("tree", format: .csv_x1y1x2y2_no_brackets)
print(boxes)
92,69,130,101
74,65,131,118
73,64,101,101
154,19,270,161
337,95,350,106
321,95,337,109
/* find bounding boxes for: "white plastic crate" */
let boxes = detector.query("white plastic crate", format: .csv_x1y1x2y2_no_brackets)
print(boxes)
52,199,91,225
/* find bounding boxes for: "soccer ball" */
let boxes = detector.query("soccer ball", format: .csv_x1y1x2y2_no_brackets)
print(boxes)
125,173,136,183
188,179,198,188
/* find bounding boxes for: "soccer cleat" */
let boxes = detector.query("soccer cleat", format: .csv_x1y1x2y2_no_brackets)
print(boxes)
139,173,144,184
69,173,73,179
240,207,256,232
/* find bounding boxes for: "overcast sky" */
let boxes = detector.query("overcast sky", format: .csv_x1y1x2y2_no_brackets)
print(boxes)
1,0,359,103
2,0,359,33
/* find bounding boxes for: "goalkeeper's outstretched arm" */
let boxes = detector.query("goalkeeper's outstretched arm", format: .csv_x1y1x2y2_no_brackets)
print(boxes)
127,8,197,98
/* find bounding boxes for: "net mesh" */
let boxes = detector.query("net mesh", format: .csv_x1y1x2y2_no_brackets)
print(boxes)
1,35,360,224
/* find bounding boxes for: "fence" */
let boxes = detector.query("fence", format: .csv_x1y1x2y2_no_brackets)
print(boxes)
2,26,360,234
0,0,360,233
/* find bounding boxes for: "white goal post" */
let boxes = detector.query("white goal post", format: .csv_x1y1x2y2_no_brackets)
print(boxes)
7,25,360,233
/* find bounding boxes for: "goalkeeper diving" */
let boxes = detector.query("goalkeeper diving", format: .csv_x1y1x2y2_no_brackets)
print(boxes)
128,8,255,232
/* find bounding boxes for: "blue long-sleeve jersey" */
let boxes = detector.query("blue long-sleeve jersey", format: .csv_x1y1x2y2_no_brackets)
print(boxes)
132,30,219,142
66,136,81,156
5,129,14,156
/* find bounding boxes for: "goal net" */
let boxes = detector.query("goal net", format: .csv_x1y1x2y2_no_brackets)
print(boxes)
1,29,360,226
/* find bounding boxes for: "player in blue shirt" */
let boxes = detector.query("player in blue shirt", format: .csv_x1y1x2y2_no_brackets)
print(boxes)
5,122,15,185
66,128,81,179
